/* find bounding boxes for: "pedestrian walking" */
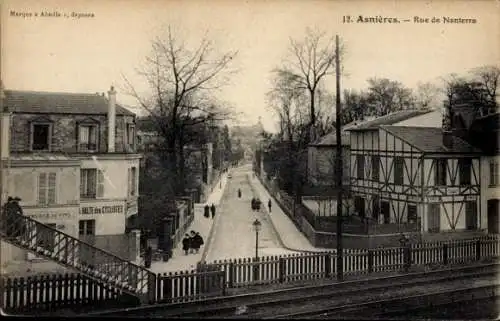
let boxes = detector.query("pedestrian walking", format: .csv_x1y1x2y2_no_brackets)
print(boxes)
268,199,272,213
204,204,210,218
144,246,153,268
182,234,191,255
251,198,256,211
238,188,242,198
193,232,204,253
189,231,196,254
210,203,216,219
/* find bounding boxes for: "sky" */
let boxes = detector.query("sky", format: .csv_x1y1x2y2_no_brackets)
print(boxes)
1,0,499,133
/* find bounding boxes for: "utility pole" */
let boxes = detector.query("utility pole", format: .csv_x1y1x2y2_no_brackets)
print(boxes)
335,34,343,282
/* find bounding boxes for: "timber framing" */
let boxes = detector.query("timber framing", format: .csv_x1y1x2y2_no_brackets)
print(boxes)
348,125,482,233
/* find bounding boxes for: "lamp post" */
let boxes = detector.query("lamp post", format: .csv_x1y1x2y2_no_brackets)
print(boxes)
252,219,261,260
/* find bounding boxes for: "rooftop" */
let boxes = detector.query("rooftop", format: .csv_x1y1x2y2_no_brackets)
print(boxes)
4,90,135,116
382,126,482,154
347,109,433,131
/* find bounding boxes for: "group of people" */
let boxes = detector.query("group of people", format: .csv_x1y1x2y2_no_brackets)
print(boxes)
251,197,272,213
2,196,25,240
204,204,216,219
182,230,205,255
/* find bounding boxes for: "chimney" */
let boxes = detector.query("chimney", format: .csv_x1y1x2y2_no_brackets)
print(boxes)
107,86,116,153
442,100,454,149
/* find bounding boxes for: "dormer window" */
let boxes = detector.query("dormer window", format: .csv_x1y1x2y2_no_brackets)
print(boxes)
30,117,53,152
78,119,99,152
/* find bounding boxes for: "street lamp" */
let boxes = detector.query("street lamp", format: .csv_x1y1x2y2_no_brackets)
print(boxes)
252,219,261,260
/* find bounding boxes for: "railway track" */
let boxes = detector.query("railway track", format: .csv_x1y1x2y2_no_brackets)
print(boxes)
92,263,499,318
278,283,500,319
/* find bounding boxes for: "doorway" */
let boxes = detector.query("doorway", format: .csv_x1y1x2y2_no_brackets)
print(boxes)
487,199,499,234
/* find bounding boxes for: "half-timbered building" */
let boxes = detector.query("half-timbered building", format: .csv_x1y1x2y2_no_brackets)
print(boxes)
349,108,486,235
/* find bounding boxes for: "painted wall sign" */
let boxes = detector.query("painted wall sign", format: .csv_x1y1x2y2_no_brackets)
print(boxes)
465,195,477,201
447,187,460,195
126,200,138,218
29,213,71,220
80,205,124,215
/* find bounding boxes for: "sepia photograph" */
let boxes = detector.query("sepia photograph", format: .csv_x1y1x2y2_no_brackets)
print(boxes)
0,0,499,318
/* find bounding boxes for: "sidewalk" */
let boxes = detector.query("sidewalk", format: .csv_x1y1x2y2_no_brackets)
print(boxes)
248,173,330,253
149,173,229,274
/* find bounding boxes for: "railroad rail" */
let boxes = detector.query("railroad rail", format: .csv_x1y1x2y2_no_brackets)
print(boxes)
88,262,499,318
276,283,500,319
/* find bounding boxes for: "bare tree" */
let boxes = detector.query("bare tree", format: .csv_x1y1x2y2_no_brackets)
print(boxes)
366,78,415,115
124,26,237,210
274,28,343,142
471,65,500,108
414,82,441,110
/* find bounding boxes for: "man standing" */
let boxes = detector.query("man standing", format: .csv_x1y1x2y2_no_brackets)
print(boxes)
268,199,272,213
182,234,191,255
144,246,153,268
210,204,216,219
204,204,210,218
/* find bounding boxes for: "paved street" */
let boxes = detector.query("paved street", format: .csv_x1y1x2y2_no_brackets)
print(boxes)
205,167,296,262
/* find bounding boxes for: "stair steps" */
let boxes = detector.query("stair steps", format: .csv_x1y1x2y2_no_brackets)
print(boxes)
1,214,156,303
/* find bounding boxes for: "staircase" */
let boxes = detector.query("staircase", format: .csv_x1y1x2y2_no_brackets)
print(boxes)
1,214,157,303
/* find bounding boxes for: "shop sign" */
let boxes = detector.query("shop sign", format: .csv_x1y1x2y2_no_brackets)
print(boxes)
80,204,124,215
29,213,71,220
126,200,138,218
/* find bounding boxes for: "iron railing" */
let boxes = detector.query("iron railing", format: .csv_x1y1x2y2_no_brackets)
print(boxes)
1,214,157,303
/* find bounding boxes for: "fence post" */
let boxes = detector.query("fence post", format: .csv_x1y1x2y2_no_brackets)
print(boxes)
443,243,448,265
476,239,481,261
227,262,234,288
324,253,331,278
404,246,411,272
253,257,260,282
279,257,286,282
368,250,374,273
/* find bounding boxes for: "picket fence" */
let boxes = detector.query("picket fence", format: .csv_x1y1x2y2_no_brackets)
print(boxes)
2,273,137,314
3,235,500,313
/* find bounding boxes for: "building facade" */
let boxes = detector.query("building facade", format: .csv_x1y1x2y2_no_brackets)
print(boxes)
347,106,496,239
1,87,141,271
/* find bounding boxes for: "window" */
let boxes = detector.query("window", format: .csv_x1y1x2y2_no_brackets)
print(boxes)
127,124,135,146
354,196,365,218
489,160,499,186
356,155,365,179
38,172,56,205
128,167,137,196
427,204,440,232
381,201,390,224
80,169,104,199
435,159,447,186
372,155,380,181
465,201,477,230
78,124,98,152
79,220,95,236
31,123,51,151
407,204,417,224
459,158,472,185
394,157,404,185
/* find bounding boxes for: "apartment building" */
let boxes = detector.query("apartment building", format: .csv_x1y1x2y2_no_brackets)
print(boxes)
1,86,141,270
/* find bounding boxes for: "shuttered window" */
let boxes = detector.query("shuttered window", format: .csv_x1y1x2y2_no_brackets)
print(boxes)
356,155,365,179
393,157,404,185
38,172,57,205
128,167,137,196
80,169,104,199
